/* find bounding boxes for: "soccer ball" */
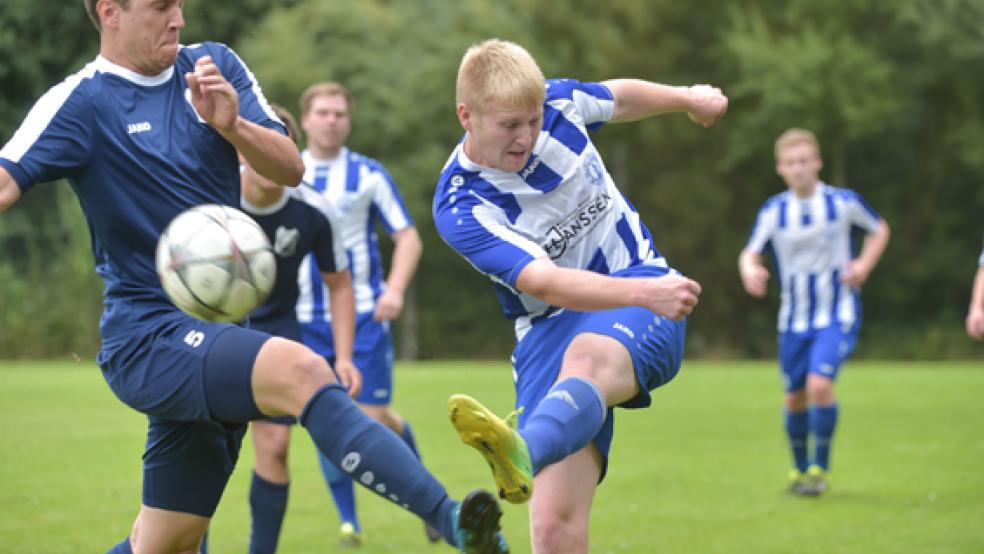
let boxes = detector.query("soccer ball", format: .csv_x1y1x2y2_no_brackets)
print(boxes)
156,204,276,322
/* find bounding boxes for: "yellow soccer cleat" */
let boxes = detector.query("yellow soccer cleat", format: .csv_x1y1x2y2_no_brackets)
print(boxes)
338,522,363,548
448,395,533,504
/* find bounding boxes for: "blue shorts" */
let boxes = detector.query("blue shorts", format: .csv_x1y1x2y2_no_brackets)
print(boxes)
300,312,395,406
778,323,859,393
99,307,270,517
511,265,687,477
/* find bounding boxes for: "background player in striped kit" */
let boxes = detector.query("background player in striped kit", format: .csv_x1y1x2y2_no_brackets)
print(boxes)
966,240,984,340
433,39,727,554
295,82,438,545
239,105,359,554
739,128,890,495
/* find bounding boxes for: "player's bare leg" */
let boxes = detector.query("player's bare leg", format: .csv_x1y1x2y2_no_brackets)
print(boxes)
529,446,601,554
129,507,209,554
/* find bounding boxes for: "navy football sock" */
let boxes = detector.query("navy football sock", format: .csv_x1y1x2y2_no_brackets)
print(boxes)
811,403,839,470
518,377,606,473
401,421,422,458
106,537,133,554
300,385,458,542
318,452,360,531
248,471,289,554
785,408,810,473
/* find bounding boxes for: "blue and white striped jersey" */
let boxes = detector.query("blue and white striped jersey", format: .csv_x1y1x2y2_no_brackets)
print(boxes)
242,184,347,340
296,148,413,322
745,183,883,333
433,79,668,340
0,44,283,348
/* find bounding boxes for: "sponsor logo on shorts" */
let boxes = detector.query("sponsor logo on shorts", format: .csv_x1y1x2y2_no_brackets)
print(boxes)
613,322,635,339
818,363,835,375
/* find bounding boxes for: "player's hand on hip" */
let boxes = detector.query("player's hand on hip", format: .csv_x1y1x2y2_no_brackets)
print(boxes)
373,289,404,321
966,309,984,341
740,263,770,298
643,274,702,320
333,359,363,399
839,260,871,288
186,56,239,133
686,85,728,128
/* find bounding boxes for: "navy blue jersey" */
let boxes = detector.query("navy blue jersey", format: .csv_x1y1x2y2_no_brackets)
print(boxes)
241,184,346,340
0,43,285,350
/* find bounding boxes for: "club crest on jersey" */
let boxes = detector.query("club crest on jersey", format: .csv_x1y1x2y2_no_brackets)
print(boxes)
542,192,612,259
584,153,604,186
274,226,300,257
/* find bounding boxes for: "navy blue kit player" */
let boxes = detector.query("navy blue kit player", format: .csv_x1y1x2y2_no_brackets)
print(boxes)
0,1,506,552
238,105,360,554
433,39,727,554
739,128,890,496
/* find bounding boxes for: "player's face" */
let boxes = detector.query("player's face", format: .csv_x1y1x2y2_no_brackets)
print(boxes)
460,101,542,173
112,0,185,75
302,95,351,157
776,142,823,195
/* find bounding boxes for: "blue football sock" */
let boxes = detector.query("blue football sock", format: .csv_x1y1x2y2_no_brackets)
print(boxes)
106,537,133,554
784,408,810,473
248,471,289,554
198,529,208,554
300,384,458,542
401,421,422,459
317,451,360,531
810,403,839,471
518,377,606,473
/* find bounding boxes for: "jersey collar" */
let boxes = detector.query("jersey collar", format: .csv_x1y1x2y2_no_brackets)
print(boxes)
93,55,175,87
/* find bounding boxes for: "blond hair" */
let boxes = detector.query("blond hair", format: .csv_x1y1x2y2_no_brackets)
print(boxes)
774,128,821,160
456,39,545,113
299,82,353,116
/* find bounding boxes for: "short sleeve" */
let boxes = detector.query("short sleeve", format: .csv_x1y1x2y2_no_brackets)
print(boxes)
746,200,778,253
368,164,414,234
842,189,881,233
434,187,544,289
545,79,614,131
210,43,285,134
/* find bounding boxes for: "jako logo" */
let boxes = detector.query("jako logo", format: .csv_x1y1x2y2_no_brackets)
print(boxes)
183,330,205,348
612,322,635,339
127,121,152,134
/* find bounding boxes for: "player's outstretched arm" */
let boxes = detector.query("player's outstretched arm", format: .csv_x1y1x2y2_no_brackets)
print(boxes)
841,219,890,287
603,79,728,127
186,56,303,187
738,248,770,298
322,268,361,397
0,167,21,214
966,266,984,340
516,258,700,320
374,226,423,321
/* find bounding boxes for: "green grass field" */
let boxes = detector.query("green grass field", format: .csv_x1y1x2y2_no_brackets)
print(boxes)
1,360,982,553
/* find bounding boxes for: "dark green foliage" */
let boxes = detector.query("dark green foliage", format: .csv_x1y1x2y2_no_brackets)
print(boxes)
1,0,981,358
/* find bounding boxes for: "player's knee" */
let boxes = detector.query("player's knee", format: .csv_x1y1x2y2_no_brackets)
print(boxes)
530,510,584,553
279,350,336,408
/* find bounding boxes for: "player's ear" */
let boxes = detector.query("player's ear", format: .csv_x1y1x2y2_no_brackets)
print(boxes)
457,103,472,130
97,0,120,30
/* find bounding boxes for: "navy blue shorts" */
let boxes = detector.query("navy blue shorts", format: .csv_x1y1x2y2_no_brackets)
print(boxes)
99,308,269,517
778,323,859,393
300,312,395,406
511,265,687,478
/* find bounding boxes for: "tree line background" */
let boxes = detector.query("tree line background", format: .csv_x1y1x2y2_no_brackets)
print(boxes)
1,0,982,360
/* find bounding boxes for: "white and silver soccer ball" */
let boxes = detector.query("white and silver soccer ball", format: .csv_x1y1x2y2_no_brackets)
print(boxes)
156,204,275,322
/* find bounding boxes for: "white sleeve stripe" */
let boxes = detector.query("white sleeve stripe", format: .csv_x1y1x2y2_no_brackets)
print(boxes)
0,65,94,163
472,199,546,259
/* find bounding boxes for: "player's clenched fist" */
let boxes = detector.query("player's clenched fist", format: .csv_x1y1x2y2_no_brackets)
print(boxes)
641,274,702,320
